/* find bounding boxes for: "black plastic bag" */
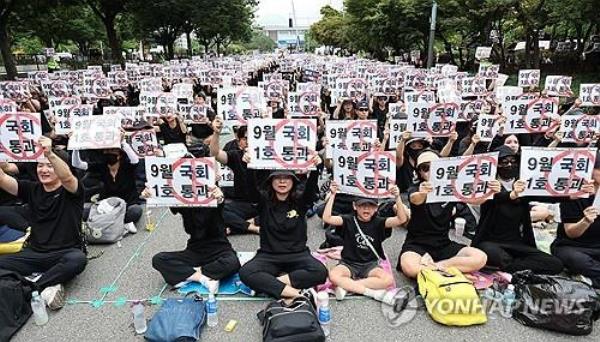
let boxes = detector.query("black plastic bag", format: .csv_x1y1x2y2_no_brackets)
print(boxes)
512,270,600,335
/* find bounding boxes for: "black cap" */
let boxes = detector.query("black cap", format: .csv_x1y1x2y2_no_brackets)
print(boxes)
354,196,378,206
357,100,369,109
494,145,516,160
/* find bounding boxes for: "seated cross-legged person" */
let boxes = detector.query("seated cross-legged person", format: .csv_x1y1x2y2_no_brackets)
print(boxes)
0,137,87,310
551,157,600,288
398,150,488,278
472,146,564,275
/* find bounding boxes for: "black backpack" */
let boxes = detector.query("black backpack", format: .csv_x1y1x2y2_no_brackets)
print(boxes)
0,270,33,342
257,297,325,342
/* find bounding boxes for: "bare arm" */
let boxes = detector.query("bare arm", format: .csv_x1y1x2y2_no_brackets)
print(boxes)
396,131,410,167
0,165,18,196
121,140,139,165
323,182,344,226
409,182,432,206
209,117,228,164
440,131,458,157
0,161,19,175
384,186,408,228
565,206,598,239
40,136,78,193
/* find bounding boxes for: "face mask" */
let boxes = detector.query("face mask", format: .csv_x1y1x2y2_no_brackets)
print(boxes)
105,154,119,165
497,165,518,180
407,148,422,162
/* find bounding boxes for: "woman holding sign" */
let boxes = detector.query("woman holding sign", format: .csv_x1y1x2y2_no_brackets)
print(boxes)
471,146,564,275
398,150,488,278
239,156,328,303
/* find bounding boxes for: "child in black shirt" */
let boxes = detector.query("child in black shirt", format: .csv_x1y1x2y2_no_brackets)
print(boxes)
323,181,408,304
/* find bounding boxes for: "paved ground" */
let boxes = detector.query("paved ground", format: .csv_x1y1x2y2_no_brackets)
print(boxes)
12,207,600,342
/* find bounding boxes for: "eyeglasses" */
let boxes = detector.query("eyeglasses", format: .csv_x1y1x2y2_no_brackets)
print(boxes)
418,163,430,172
499,158,518,166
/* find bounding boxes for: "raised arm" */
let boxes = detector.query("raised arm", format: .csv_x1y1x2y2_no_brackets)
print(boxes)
396,131,410,167
440,131,458,157
121,139,140,165
409,181,432,206
384,186,408,228
71,150,88,170
301,155,322,206
209,117,228,164
0,162,18,196
40,136,79,193
323,181,343,226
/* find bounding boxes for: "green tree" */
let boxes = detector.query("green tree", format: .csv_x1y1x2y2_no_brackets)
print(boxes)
309,5,348,51
241,29,277,52
0,0,19,79
85,0,132,64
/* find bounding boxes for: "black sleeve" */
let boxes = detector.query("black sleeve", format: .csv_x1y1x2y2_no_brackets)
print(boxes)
301,168,320,209
488,134,503,152
244,168,262,203
16,180,34,203
560,199,584,224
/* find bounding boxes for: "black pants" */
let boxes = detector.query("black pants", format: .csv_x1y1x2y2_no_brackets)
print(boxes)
222,200,258,234
0,247,87,290
152,249,240,285
552,245,600,288
478,241,563,275
83,203,144,224
0,205,31,231
239,250,328,298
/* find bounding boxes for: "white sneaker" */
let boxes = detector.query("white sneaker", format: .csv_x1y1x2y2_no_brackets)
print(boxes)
41,284,65,311
125,222,137,234
334,286,347,301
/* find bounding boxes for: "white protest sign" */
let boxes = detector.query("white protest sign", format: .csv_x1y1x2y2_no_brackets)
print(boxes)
287,91,320,117
218,163,235,187
53,104,94,134
459,99,488,122
171,83,193,101
0,112,43,162
404,90,435,103
503,96,559,134
544,76,572,97
325,120,378,157
579,84,600,106
495,86,523,103
478,63,499,79
145,156,217,207
427,153,498,203
476,114,501,142
519,147,596,197
248,118,317,170
461,77,487,97
559,114,600,144
518,69,540,88
107,71,129,88
475,47,492,60
333,149,396,198
163,143,189,158
0,81,30,102
218,86,266,126
48,96,81,110
67,115,121,150
0,99,17,114
125,130,160,158
180,105,209,124
388,119,408,148
103,106,146,129
496,73,509,87
406,102,459,138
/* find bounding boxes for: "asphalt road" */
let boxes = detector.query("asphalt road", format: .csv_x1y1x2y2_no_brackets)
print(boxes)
12,207,600,342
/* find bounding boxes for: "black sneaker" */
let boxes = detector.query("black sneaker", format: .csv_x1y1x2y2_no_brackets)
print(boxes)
299,288,318,309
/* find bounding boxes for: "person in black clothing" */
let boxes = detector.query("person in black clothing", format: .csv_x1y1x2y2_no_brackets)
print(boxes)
398,150,488,278
0,136,87,309
210,119,260,234
370,94,388,139
239,157,328,301
188,94,216,144
551,157,600,288
72,137,143,232
155,112,187,145
268,98,285,119
472,146,564,274
150,186,240,294
323,181,407,304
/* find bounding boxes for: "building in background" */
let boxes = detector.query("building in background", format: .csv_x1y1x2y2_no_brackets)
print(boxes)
262,24,309,49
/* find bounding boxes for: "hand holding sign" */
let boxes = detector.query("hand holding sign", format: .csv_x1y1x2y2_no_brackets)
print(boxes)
583,207,599,224
38,136,53,157
511,179,526,198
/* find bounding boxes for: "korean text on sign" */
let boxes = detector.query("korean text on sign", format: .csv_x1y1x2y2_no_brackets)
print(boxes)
248,118,317,170
67,115,121,150
0,112,43,162
325,120,378,157
332,149,396,198
519,147,596,197
427,153,498,203
145,156,217,207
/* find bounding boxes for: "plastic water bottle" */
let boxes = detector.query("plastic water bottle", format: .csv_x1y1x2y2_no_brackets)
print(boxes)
502,285,516,318
30,291,48,326
482,288,502,319
131,302,147,334
206,293,218,327
317,291,331,337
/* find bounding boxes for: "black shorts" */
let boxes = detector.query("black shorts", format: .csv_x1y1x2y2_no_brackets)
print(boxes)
339,259,381,279
400,241,466,261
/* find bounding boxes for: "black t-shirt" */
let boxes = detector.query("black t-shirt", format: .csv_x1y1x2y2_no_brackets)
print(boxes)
159,122,186,144
88,161,140,205
0,189,17,206
189,109,216,139
226,150,254,202
478,187,525,244
272,108,285,119
556,197,600,248
340,214,387,263
17,180,83,252
405,185,455,247
171,205,234,260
